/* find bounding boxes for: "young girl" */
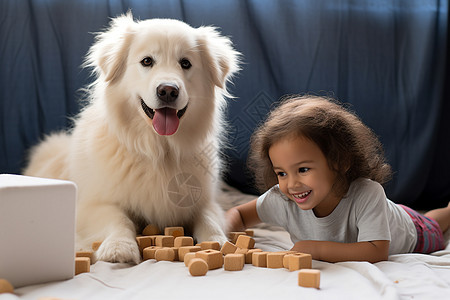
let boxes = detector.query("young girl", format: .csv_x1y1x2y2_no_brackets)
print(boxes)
226,95,450,263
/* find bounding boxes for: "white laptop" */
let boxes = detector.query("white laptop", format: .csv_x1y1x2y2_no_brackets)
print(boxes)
0,174,77,288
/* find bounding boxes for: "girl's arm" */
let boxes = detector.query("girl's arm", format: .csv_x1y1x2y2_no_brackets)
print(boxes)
291,240,390,263
226,199,261,232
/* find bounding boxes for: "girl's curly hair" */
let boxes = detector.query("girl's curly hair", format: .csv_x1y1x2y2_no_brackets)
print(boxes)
248,95,392,197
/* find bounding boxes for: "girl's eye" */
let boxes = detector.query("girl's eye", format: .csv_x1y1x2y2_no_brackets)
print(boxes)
141,57,154,67
180,58,192,69
299,167,310,173
276,171,287,177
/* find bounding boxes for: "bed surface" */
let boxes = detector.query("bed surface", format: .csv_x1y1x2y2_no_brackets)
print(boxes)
5,184,450,300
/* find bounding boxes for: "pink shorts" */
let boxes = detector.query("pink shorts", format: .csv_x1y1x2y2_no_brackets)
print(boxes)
399,205,445,253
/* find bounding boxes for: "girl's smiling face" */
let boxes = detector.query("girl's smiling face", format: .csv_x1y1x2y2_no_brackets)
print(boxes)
268,135,340,217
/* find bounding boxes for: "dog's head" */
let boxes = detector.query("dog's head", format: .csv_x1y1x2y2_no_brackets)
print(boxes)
85,13,240,143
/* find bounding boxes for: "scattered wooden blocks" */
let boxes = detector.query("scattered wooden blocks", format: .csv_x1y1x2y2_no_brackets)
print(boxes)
195,250,224,270
132,225,320,286
288,253,312,271
298,269,320,288
267,252,285,269
235,235,255,249
142,224,160,236
75,257,90,275
174,236,194,247
155,235,174,247
199,241,221,251
224,253,245,271
0,279,14,294
252,252,268,267
142,246,162,261
155,248,175,262
178,246,202,261
188,258,208,276
220,241,238,255
164,226,184,238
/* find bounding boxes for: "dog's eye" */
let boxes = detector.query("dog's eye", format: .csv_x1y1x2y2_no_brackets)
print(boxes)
180,58,192,70
141,57,154,67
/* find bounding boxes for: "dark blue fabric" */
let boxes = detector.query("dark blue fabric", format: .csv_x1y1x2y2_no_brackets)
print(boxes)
1,0,448,209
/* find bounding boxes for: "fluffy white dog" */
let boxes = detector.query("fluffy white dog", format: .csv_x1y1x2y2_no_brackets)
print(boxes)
24,13,240,264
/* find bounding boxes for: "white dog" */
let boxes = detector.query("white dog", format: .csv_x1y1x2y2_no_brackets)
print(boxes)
24,13,240,264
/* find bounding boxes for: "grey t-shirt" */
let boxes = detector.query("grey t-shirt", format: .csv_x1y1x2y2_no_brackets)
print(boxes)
256,178,417,254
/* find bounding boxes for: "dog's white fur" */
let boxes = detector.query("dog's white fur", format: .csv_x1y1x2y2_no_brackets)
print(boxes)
24,13,240,264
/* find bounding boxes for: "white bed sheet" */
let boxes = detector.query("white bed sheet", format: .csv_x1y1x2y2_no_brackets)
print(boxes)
3,184,450,300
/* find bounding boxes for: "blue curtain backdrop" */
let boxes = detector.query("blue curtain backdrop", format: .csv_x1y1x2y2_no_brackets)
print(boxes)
1,0,449,209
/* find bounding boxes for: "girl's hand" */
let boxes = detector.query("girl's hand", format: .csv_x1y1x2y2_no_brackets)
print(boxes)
291,240,389,263
290,240,319,258
225,199,261,233
225,207,246,232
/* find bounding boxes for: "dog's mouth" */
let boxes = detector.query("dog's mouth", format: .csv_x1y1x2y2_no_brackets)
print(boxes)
141,99,187,136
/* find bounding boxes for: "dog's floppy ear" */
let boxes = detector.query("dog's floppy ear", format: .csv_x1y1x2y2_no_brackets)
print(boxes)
196,27,241,93
85,12,136,83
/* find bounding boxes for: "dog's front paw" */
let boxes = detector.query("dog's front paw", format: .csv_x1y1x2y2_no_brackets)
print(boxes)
95,238,141,264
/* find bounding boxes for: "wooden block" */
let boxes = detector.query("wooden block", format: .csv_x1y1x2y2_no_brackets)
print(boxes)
280,250,297,254
147,235,160,245
244,229,254,237
235,248,248,256
184,252,197,267
267,252,285,268
195,250,223,270
76,251,94,264
298,269,320,288
174,236,194,247
235,235,255,249
188,258,208,276
75,257,90,275
91,241,102,251
136,236,154,253
172,247,179,261
0,279,14,294
142,224,161,236
220,241,238,255
289,253,312,271
252,252,268,267
245,249,262,264
164,226,184,238
155,248,175,261
155,235,174,247
200,241,221,251
142,246,162,260
178,246,202,261
229,232,247,243
282,252,298,268
283,254,291,268
224,254,245,271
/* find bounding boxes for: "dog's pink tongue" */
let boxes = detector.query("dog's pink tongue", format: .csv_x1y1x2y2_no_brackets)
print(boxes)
153,108,179,136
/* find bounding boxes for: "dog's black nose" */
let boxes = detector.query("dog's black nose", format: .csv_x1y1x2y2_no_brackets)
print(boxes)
157,83,179,103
